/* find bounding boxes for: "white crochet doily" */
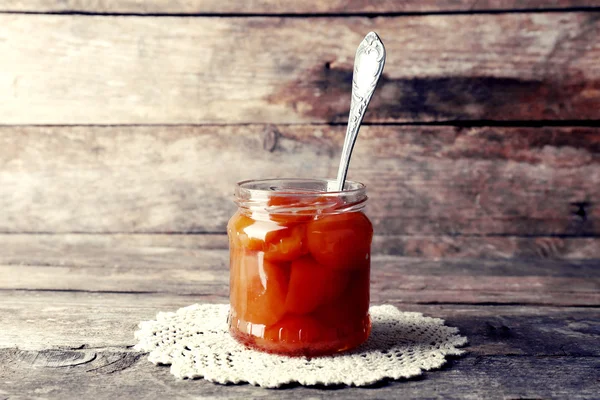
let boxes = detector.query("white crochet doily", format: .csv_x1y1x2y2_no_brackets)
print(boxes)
134,304,467,388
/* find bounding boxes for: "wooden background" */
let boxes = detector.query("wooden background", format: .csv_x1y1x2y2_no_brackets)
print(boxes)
1,2,600,398
1,1,599,259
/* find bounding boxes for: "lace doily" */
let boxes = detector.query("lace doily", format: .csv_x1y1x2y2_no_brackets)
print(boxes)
134,304,467,388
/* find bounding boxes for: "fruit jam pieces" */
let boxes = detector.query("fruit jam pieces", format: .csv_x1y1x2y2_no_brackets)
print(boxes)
228,207,372,357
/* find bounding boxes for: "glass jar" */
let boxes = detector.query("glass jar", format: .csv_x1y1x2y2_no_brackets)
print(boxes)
227,178,373,357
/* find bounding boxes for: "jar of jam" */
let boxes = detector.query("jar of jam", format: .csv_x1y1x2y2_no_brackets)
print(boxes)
227,178,373,357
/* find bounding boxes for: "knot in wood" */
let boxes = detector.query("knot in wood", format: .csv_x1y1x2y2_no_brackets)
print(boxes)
263,125,279,152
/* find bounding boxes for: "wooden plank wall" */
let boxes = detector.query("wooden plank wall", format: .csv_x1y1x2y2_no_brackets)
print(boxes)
1,1,599,259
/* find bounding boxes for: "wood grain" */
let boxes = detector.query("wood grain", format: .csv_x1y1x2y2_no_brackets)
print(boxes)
2,0,600,14
1,234,597,398
1,291,599,355
1,233,599,260
5,261,597,305
1,125,597,236
1,235,598,306
0,0,600,15
1,290,599,398
0,348,596,399
1,3,598,398
373,235,600,259
1,13,599,124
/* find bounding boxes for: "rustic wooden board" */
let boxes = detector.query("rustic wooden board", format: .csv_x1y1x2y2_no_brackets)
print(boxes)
2,0,600,14
4,261,597,305
1,234,599,305
1,241,598,398
0,347,596,399
373,235,600,259
1,290,599,398
1,13,599,124
2,291,599,355
1,125,597,235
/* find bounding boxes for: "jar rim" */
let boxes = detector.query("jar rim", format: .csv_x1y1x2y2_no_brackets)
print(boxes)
236,178,366,197
234,178,368,215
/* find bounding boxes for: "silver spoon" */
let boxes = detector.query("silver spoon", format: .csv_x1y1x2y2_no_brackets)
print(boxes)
329,32,386,192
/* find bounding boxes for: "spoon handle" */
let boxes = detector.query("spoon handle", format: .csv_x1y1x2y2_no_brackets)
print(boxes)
331,32,386,192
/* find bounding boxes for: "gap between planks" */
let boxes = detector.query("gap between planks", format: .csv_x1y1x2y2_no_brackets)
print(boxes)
3,120,600,127
1,1,600,16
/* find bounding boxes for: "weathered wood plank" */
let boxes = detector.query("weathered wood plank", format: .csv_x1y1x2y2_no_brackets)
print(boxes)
1,13,599,124
5,262,597,306
374,235,600,259
1,125,598,235
2,0,600,14
1,291,599,356
4,255,600,302
1,233,599,260
1,290,599,398
0,346,597,400
1,235,598,305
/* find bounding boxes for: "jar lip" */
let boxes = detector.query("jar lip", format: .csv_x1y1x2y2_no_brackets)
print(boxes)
236,178,366,198
234,178,368,215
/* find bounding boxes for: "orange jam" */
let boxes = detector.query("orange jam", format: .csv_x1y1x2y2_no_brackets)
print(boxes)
227,179,372,357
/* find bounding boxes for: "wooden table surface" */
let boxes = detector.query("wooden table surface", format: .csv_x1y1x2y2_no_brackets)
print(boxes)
1,235,598,399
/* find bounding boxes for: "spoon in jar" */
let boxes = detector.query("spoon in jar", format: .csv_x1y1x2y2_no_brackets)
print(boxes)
328,32,386,192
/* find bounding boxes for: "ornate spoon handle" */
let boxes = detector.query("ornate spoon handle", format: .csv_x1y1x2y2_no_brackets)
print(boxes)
330,32,386,192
